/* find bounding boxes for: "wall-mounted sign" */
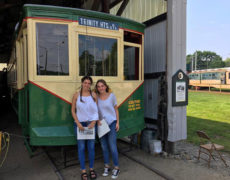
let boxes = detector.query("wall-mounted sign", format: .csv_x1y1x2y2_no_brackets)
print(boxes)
79,17,119,31
172,69,188,106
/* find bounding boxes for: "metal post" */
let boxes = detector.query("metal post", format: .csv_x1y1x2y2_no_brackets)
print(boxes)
191,55,194,71
195,52,197,71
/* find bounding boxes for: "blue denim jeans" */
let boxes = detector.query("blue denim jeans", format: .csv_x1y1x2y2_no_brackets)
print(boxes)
100,121,119,167
74,122,95,170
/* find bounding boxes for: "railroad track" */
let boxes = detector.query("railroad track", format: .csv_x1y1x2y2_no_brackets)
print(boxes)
44,142,174,180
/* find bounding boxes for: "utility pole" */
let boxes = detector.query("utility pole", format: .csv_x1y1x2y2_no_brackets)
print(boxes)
191,55,194,71
195,51,197,71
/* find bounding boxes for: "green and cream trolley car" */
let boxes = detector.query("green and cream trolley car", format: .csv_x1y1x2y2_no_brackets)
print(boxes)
7,4,145,147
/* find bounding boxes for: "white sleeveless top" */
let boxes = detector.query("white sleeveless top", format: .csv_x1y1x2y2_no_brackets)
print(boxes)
76,95,99,122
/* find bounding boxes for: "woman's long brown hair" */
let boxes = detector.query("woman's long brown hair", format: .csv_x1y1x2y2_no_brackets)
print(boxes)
80,76,95,102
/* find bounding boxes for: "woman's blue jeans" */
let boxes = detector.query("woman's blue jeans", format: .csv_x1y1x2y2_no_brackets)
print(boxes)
100,121,119,167
74,122,95,170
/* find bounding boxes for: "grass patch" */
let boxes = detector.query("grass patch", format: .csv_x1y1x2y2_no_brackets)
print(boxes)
187,91,230,152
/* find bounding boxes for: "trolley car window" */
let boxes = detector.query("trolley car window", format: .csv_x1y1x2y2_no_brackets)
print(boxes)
124,31,142,44
36,23,69,76
79,35,117,76
124,46,139,80
190,73,200,80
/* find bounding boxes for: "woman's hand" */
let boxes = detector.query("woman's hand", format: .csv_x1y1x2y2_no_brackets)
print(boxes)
88,121,96,129
77,123,85,131
116,122,119,132
97,120,102,126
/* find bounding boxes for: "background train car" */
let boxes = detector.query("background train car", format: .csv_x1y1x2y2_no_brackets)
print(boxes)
7,4,145,148
188,68,230,89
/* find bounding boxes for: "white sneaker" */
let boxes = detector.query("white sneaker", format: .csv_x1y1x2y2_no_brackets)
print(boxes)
111,169,120,179
102,167,110,177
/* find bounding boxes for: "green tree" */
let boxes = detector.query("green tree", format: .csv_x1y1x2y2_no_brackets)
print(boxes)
224,58,230,67
186,54,193,72
186,51,225,71
79,50,94,76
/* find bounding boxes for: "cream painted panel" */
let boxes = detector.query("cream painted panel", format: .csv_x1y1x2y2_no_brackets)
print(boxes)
109,81,143,105
23,30,28,84
189,80,200,84
33,81,143,105
201,80,221,84
32,81,79,103
16,41,23,89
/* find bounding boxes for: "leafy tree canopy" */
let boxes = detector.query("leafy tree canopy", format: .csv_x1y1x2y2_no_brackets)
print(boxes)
186,51,225,71
224,58,230,67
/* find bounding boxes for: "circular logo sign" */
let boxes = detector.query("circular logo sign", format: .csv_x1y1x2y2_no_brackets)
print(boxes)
178,72,183,80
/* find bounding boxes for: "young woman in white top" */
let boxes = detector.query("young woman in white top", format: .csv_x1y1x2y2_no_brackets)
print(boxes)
95,79,120,179
71,76,98,180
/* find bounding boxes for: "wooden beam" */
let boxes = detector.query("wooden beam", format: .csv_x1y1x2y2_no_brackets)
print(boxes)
91,0,101,11
116,0,129,16
102,0,110,13
109,0,123,9
0,4,17,12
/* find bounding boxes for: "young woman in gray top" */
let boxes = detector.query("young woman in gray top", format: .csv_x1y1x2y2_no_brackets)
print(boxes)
95,79,120,179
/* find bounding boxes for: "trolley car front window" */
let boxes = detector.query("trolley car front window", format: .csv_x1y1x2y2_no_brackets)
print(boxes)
79,35,117,76
36,23,69,76
124,46,139,80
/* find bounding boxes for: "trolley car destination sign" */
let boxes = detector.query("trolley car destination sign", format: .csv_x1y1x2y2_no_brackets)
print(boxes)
79,17,119,30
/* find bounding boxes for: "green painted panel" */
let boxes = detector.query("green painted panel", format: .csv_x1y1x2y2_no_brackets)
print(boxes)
31,126,76,146
118,84,145,138
18,85,30,136
28,83,75,145
27,82,144,146
32,126,73,137
18,90,23,125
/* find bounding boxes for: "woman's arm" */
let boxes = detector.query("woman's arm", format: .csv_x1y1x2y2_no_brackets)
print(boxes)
71,92,84,131
114,105,119,131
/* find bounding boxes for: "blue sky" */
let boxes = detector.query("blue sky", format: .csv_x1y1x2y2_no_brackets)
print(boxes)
187,0,230,60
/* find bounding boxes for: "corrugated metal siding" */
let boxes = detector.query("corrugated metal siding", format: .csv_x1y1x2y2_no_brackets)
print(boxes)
144,21,166,73
144,20,166,120
144,79,158,119
110,0,167,23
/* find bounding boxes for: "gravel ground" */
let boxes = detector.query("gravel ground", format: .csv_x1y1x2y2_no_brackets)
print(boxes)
166,141,230,176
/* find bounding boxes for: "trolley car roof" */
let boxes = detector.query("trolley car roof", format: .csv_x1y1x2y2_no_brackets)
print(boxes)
0,0,134,64
22,4,144,31
190,67,230,73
